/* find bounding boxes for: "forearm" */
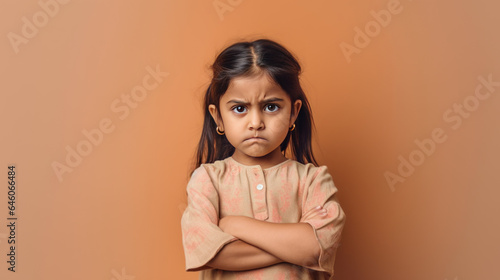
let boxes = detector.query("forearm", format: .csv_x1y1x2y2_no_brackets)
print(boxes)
221,217,321,268
206,240,282,271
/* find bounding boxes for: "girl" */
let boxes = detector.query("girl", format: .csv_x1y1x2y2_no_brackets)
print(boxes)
181,38,346,279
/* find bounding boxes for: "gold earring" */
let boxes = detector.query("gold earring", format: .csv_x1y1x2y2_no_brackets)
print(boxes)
216,127,225,135
290,123,296,131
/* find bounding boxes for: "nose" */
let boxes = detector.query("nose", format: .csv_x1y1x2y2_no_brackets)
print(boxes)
248,110,264,130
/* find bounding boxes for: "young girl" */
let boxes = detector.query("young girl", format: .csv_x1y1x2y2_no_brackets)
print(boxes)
181,39,346,279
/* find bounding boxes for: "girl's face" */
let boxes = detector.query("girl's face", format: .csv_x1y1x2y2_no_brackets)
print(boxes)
209,71,302,168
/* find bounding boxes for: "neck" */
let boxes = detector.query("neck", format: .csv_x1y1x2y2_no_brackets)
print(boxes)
231,148,287,169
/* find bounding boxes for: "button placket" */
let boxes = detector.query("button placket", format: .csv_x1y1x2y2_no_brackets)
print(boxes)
249,167,268,220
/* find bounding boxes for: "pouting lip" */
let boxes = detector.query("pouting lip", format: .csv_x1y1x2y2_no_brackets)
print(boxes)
244,136,266,142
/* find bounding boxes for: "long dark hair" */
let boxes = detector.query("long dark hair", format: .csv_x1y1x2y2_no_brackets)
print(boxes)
194,39,317,170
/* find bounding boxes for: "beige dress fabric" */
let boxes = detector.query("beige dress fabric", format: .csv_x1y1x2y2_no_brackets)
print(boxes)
181,157,346,279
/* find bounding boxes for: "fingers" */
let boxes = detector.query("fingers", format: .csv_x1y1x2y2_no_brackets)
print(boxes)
313,206,328,217
300,205,328,222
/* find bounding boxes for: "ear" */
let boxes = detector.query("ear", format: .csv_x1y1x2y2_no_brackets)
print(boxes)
290,100,302,126
208,104,224,130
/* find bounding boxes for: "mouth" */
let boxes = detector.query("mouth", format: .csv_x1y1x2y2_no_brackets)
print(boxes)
245,136,266,142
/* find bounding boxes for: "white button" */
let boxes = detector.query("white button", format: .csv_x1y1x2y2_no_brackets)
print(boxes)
256,184,264,190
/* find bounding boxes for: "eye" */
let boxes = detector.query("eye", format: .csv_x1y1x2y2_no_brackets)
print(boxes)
265,104,279,112
231,105,247,114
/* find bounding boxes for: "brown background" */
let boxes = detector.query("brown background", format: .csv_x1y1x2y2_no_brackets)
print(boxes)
1,0,499,279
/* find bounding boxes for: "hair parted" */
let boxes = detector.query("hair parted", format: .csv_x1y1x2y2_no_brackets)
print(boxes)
194,38,317,170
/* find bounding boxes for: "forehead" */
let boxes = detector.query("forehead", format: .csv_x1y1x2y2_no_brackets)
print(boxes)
222,72,289,101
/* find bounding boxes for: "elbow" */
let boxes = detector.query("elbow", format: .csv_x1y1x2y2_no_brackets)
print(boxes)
302,254,320,269
300,244,321,268
298,222,322,268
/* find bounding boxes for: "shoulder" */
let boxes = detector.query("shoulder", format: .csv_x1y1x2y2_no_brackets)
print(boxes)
284,161,337,196
189,159,228,182
200,158,229,172
286,160,332,181
199,157,233,176
192,158,236,185
186,161,230,193
187,165,211,188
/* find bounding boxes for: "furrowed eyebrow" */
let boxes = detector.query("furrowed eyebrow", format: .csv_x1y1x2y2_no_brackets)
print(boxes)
226,97,285,105
260,97,284,104
226,100,248,105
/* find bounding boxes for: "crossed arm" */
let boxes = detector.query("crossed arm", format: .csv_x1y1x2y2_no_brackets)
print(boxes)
205,205,329,271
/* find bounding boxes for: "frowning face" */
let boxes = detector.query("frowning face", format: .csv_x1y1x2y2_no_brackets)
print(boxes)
209,72,301,168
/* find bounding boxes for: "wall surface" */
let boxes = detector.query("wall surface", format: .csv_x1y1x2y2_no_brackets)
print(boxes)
1,0,499,279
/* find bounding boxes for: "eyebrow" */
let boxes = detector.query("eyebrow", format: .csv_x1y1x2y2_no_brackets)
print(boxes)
226,97,285,105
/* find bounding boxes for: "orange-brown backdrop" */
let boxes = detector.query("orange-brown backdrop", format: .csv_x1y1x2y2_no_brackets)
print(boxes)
1,0,499,279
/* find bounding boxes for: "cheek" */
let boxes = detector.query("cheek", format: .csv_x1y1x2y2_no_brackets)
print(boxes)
219,111,231,128
220,116,241,142
221,116,238,131
269,116,291,134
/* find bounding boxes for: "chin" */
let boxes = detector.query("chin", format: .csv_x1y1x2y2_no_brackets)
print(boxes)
240,150,269,159
252,152,277,159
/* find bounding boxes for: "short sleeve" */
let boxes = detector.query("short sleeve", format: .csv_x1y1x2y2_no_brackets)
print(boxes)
301,166,346,276
181,166,237,271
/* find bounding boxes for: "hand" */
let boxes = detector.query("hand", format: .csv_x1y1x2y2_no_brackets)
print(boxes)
218,216,231,232
300,205,328,222
219,215,245,235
